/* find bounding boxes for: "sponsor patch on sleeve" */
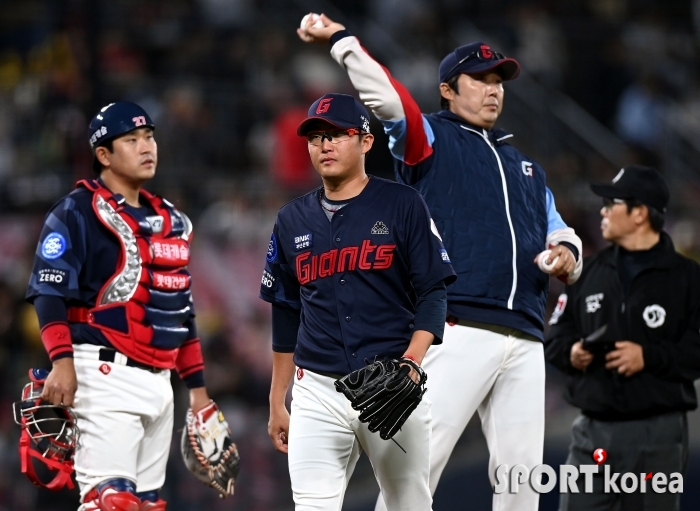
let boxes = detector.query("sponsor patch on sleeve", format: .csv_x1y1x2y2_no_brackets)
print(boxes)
266,233,277,262
261,270,277,291
439,248,451,263
294,233,313,252
38,269,68,285
41,232,67,260
549,293,568,325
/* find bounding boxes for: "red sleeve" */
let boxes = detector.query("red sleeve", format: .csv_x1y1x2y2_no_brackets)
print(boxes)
362,47,433,166
330,33,433,165
176,337,205,388
41,322,73,361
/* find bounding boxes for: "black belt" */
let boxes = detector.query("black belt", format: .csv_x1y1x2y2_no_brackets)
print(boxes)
98,348,165,373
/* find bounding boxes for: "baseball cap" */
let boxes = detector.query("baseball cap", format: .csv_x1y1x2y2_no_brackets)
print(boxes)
439,42,520,84
297,93,371,136
590,165,670,213
88,102,155,173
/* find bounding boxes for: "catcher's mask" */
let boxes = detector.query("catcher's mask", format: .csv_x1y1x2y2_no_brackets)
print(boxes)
13,368,79,490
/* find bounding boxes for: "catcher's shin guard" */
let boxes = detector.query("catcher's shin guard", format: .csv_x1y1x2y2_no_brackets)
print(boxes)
80,478,141,511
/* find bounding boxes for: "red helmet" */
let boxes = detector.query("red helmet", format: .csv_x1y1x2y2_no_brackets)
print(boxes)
13,368,79,490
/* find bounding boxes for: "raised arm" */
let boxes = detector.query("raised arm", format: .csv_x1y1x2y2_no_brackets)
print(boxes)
298,14,433,167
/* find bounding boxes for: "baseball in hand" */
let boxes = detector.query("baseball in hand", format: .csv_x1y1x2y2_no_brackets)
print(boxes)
300,13,324,32
537,249,559,273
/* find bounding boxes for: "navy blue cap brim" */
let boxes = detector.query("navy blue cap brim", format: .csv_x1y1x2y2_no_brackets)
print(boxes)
297,117,359,136
445,58,521,83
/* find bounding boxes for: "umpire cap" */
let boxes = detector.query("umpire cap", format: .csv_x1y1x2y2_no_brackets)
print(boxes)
439,42,520,84
590,165,670,213
88,102,155,172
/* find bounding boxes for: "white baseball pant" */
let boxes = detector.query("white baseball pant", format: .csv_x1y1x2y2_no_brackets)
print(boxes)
374,321,545,511
289,367,433,511
72,344,174,500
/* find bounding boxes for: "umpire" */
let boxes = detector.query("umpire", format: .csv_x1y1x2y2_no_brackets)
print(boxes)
545,165,700,510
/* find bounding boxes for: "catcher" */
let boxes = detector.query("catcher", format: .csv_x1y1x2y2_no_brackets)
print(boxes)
23,102,239,510
260,93,456,511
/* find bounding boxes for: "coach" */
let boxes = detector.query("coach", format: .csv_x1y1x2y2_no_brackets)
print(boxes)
545,165,700,511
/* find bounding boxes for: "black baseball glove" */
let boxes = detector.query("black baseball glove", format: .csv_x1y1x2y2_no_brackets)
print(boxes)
181,401,240,498
335,357,427,440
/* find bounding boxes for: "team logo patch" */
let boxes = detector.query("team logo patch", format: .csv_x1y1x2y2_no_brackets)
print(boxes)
522,161,534,177
266,233,277,262
549,293,568,325
294,233,313,251
99,364,111,375
371,221,389,235
585,293,603,313
316,98,332,114
296,367,304,380
440,248,451,263
643,304,666,328
41,232,67,260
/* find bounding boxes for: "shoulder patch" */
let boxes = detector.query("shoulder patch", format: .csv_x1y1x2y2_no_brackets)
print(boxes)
439,248,451,264
266,232,278,263
41,232,67,260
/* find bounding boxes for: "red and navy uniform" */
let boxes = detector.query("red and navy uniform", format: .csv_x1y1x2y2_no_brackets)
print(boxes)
260,177,456,376
26,179,204,387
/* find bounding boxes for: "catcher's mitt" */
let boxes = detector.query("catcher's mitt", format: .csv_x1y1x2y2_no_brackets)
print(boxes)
335,357,427,440
181,401,240,498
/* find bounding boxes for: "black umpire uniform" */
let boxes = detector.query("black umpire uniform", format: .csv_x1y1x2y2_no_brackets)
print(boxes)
545,166,700,511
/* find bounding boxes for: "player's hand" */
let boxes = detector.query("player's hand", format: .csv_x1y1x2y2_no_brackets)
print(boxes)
605,341,644,377
189,387,211,413
268,404,290,454
297,13,345,44
570,341,594,371
399,362,421,383
535,245,576,277
42,357,78,407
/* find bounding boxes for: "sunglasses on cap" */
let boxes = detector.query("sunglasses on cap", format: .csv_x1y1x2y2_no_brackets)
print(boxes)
305,128,363,146
444,48,506,81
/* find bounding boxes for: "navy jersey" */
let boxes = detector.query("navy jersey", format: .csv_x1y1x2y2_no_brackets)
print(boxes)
259,177,456,375
27,186,158,346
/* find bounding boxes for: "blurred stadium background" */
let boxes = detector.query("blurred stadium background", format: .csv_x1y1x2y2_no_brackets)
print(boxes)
0,0,699,509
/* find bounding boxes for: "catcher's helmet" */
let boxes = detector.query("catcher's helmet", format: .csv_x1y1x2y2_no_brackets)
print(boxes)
88,101,155,172
13,368,79,491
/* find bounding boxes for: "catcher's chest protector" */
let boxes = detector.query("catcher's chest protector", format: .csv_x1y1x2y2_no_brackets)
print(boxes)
69,179,194,367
